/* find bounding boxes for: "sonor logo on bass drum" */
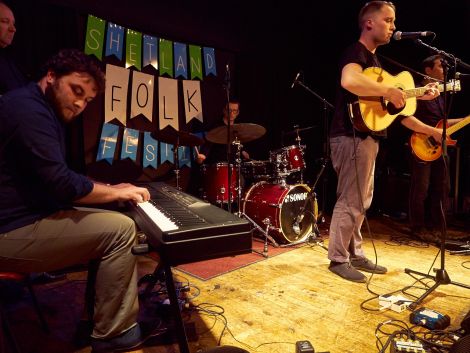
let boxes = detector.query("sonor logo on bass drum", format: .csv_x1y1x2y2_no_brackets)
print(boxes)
284,192,307,203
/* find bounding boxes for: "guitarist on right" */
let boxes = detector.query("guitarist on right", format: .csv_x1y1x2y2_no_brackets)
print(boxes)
408,55,464,243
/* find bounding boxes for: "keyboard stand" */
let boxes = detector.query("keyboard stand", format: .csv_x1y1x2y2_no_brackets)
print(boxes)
162,256,190,353
133,246,190,353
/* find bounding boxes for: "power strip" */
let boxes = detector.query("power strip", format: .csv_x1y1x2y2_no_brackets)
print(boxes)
390,338,426,353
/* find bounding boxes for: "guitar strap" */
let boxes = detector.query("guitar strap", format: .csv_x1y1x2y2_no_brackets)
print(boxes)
378,53,431,81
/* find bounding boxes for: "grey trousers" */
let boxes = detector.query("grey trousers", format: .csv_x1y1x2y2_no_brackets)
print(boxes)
0,207,139,339
328,135,379,263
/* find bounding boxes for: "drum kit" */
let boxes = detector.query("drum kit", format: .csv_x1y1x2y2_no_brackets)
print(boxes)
151,124,320,251
201,123,320,250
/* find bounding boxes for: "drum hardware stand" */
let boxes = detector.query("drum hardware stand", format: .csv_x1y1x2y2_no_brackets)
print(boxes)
241,214,279,258
172,139,181,190
233,137,244,216
404,40,470,310
293,124,306,184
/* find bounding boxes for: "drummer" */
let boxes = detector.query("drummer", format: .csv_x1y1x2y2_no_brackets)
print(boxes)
196,99,250,164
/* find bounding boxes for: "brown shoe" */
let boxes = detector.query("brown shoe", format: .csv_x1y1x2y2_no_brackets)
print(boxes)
351,257,387,274
328,262,367,283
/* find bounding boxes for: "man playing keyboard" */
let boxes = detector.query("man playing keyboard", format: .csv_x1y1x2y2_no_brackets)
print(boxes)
0,49,165,352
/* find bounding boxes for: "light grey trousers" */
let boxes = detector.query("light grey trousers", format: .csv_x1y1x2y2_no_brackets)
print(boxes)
0,207,139,339
328,135,379,263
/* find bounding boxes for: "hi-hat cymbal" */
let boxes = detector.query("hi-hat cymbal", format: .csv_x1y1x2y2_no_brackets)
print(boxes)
205,123,266,144
283,125,316,136
151,126,204,146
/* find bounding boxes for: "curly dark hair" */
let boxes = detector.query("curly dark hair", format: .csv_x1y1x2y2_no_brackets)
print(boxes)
40,48,105,93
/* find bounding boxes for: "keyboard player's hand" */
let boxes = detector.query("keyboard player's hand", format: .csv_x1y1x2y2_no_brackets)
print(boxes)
111,184,151,204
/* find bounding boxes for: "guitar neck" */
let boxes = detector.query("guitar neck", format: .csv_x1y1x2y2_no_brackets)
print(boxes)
447,115,470,135
405,81,459,99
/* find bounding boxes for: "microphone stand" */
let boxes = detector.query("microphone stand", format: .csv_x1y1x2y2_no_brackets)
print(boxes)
292,79,334,221
404,40,470,310
223,64,232,213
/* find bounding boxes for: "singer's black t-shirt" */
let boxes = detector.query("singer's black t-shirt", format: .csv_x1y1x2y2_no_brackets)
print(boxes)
330,41,386,139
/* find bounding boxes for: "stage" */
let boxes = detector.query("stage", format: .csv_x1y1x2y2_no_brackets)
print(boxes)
2,215,470,353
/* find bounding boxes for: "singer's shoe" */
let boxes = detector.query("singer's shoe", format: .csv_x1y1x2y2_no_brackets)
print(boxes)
328,262,367,283
351,257,387,274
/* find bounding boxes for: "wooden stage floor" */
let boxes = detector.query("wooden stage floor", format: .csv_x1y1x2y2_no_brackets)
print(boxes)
2,215,470,353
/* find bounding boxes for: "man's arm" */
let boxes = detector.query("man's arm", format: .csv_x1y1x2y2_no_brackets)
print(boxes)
341,63,405,108
401,116,443,142
74,183,151,205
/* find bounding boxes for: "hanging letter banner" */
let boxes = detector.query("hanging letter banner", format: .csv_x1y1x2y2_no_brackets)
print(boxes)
84,15,105,60
143,35,159,70
178,146,191,168
96,123,119,164
159,39,173,77
158,77,179,131
143,132,159,169
105,23,124,60
174,42,188,79
130,71,154,121
203,47,216,76
126,29,142,70
189,45,202,80
182,80,203,123
105,64,130,125
160,142,174,164
120,128,139,162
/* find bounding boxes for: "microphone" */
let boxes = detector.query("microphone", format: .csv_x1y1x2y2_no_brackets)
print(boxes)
224,64,231,89
292,213,304,235
393,31,435,40
290,71,301,88
456,72,470,80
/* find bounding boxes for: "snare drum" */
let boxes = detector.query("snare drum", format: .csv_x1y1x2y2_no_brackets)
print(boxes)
201,163,238,204
270,145,306,175
243,182,317,243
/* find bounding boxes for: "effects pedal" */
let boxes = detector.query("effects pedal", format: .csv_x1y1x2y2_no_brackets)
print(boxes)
296,340,314,353
379,294,411,312
410,307,450,330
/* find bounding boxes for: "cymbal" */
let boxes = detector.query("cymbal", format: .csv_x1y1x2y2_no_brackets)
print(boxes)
151,126,204,146
205,123,266,144
283,125,316,136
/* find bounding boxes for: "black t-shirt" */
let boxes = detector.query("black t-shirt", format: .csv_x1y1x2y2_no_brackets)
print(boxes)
414,85,444,127
330,41,384,139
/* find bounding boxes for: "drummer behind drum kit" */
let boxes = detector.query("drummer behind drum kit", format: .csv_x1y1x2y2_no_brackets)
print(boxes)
201,123,320,251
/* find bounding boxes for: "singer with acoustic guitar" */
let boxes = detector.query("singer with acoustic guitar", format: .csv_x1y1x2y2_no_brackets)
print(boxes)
328,1,442,283
408,55,465,243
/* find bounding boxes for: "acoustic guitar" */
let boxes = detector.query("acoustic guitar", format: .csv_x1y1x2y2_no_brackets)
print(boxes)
410,114,470,162
348,67,461,132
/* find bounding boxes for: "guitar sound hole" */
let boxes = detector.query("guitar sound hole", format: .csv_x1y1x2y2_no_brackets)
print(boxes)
386,101,405,115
